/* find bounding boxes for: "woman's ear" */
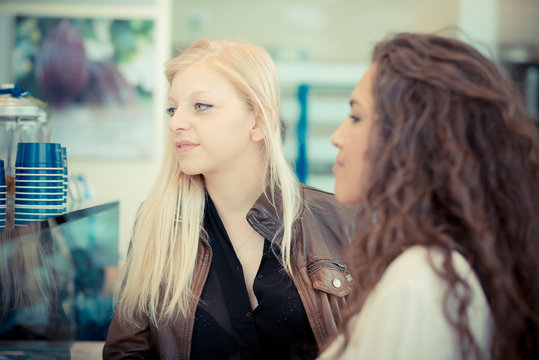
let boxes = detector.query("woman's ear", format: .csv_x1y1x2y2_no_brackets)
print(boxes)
250,120,265,142
250,111,268,142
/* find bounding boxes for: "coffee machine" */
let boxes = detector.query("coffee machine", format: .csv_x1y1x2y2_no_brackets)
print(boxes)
0,84,51,196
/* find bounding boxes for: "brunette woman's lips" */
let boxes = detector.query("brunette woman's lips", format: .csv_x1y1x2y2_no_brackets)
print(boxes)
332,162,343,173
175,141,199,154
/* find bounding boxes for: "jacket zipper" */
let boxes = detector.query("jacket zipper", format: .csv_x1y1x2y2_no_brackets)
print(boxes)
307,259,347,274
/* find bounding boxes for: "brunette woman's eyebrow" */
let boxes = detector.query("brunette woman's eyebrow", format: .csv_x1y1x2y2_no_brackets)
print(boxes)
350,99,364,109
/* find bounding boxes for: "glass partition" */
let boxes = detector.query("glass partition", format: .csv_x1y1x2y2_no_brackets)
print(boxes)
0,201,119,342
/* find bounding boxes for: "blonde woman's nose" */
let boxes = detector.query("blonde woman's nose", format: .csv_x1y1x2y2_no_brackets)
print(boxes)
168,107,190,133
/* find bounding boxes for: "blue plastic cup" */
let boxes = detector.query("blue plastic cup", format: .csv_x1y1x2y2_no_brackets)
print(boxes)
14,210,61,216
14,212,62,219
61,147,68,174
16,168,63,175
14,213,57,220
14,212,64,220
15,214,48,219
15,142,63,168
15,185,64,191
0,159,5,186
15,187,64,195
15,192,64,200
16,174,63,181
16,180,64,188
15,199,65,206
15,205,65,214
61,147,68,205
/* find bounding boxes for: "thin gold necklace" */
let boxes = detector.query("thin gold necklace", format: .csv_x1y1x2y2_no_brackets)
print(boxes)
233,228,256,251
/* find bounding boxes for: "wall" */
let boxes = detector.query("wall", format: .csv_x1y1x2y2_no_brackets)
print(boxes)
499,0,539,49
169,0,464,192
171,0,460,63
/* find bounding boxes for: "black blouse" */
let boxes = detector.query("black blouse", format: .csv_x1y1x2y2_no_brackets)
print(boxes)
190,195,317,360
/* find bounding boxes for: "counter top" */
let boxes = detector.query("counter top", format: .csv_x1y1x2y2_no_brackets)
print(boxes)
0,341,104,360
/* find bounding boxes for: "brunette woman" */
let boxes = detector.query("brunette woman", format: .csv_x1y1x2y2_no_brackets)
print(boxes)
321,33,539,359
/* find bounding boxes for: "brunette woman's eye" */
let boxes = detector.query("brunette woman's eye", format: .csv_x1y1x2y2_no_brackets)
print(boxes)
166,107,176,117
349,115,361,123
194,103,213,112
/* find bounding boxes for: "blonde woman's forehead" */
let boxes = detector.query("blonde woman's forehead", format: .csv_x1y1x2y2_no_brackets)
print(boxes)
168,64,250,110
170,64,233,93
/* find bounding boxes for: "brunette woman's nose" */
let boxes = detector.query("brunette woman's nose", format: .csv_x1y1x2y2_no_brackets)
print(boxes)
331,122,345,149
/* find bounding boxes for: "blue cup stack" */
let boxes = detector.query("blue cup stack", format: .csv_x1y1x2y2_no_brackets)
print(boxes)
61,147,68,206
0,159,6,229
14,142,66,227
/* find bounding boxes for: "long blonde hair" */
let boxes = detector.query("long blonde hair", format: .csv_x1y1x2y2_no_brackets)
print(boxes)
115,40,302,327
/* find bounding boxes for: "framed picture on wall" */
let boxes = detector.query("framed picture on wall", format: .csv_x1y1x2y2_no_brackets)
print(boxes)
13,0,156,3
13,16,156,159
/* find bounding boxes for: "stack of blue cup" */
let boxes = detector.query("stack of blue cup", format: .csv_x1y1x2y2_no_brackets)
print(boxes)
0,159,6,229
61,147,68,206
14,142,66,227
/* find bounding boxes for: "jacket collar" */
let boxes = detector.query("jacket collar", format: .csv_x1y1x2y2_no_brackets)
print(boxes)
246,187,286,242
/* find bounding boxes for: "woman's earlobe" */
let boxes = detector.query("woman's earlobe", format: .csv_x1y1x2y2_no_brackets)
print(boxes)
249,113,266,142
250,126,265,142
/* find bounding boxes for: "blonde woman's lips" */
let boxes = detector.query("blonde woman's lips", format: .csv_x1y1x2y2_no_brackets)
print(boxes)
175,141,199,154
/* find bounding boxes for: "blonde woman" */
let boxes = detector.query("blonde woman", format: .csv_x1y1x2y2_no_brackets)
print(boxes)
103,40,353,360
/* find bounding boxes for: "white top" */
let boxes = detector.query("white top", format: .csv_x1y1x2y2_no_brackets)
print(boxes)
319,246,491,360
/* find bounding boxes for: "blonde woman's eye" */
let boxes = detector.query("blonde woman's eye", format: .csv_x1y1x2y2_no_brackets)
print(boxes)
166,107,176,117
194,103,213,112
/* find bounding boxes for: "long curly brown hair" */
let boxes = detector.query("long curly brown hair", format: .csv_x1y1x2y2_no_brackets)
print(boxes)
342,33,539,359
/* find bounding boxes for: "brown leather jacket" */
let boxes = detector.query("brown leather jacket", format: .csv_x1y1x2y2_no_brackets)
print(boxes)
103,184,354,359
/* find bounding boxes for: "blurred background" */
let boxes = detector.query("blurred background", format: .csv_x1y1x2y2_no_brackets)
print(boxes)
0,0,538,257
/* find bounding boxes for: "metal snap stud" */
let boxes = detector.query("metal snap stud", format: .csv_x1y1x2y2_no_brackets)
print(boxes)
332,278,342,288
